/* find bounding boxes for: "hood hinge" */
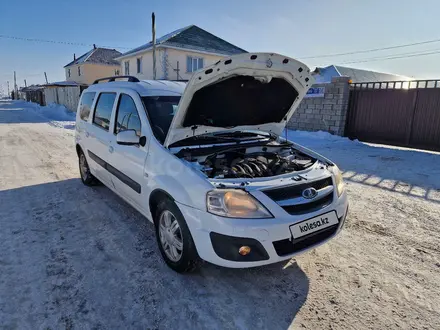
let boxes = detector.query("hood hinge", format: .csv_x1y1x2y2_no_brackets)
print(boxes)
191,125,198,136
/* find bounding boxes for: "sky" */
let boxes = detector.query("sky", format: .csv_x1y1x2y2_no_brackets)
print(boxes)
1,0,439,95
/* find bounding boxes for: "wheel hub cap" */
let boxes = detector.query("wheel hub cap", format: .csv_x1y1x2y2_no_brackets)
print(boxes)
158,210,183,262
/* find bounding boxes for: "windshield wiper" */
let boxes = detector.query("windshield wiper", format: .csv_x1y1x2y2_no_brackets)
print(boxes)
195,134,242,143
214,131,276,140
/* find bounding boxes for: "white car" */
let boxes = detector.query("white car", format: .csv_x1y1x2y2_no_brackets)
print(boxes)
75,53,348,272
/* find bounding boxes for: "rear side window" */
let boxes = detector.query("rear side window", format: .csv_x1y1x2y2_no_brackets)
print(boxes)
114,94,141,137
93,93,116,131
79,92,96,121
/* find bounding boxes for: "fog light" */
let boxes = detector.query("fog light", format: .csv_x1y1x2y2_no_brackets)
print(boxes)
239,246,251,256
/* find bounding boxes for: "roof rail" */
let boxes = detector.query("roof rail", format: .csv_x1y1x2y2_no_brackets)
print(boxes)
93,75,140,84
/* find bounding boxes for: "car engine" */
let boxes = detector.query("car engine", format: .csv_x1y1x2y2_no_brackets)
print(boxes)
197,150,315,179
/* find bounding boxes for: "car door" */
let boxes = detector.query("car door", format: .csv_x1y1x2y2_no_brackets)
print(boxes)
86,91,118,186
108,91,149,209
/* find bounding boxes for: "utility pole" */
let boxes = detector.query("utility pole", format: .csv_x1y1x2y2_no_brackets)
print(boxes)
44,72,48,84
152,12,157,80
13,71,17,100
174,61,181,80
7,81,9,97
24,79,27,87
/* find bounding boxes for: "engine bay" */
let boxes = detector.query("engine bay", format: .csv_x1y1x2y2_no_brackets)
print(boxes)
180,144,317,179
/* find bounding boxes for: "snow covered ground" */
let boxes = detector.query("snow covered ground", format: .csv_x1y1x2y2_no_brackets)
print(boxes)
0,100,439,329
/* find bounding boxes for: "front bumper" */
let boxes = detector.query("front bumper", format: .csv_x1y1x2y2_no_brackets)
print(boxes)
177,190,349,268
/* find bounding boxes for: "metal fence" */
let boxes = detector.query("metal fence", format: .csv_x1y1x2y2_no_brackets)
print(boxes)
346,79,440,152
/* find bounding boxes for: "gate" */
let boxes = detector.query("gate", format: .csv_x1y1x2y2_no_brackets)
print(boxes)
346,80,440,152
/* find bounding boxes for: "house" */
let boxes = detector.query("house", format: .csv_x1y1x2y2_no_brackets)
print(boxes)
115,25,247,81
313,65,411,84
64,46,122,85
20,85,45,105
43,81,88,112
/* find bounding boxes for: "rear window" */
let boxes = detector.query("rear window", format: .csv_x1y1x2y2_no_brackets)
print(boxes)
93,93,116,131
79,92,96,121
142,96,180,144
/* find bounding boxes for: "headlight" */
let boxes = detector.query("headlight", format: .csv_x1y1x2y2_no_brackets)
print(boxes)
330,165,345,197
207,190,273,218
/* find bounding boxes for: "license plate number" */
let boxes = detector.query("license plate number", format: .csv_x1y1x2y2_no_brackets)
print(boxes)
290,212,339,238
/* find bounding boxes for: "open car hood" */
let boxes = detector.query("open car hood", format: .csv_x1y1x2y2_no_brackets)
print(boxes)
164,53,314,148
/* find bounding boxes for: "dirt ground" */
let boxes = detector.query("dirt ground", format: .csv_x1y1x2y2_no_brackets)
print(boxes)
1,100,439,329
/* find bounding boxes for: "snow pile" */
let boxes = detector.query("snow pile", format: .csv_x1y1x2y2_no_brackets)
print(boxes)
286,129,360,146
30,102,76,122
28,102,76,130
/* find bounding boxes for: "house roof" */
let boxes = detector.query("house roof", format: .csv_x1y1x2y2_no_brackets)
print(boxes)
313,65,411,83
45,81,87,87
64,48,122,68
21,85,44,92
334,65,411,83
117,25,247,59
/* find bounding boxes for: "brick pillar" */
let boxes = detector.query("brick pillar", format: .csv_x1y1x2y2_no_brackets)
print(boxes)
287,76,351,136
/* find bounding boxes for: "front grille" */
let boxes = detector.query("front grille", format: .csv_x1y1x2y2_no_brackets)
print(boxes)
282,193,333,215
273,223,339,256
262,176,334,215
262,177,333,201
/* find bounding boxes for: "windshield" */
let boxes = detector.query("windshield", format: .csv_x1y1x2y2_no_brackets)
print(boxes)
142,96,181,144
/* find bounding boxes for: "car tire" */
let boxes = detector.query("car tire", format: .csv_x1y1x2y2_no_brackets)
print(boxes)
78,151,100,186
154,198,202,273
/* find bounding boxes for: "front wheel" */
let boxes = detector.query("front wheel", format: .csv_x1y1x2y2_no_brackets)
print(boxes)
154,198,202,273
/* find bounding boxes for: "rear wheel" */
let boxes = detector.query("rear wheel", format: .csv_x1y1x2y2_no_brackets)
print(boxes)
78,151,100,186
154,198,202,273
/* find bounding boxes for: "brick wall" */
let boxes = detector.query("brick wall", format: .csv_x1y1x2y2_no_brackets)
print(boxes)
287,76,350,136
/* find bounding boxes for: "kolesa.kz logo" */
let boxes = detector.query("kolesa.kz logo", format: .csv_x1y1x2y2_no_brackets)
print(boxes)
299,217,329,233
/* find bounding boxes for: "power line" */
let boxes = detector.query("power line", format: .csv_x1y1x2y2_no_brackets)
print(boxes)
338,48,440,65
0,34,133,50
299,38,440,59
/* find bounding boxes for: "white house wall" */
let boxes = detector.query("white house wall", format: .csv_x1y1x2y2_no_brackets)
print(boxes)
164,48,224,80
119,47,226,81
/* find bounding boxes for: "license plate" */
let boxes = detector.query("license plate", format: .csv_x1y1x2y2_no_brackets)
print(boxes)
290,212,339,238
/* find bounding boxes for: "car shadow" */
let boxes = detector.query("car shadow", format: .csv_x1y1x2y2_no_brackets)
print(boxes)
0,178,309,329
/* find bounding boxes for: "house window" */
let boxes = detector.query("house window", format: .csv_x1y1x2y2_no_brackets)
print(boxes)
78,66,81,76
136,57,142,74
124,61,130,75
187,56,204,73
115,69,120,76
67,69,71,78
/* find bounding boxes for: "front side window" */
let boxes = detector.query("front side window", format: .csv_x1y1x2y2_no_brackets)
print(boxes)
93,93,116,131
136,57,142,74
187,56,204,73
124,61,130,75
78,66,81,76
79,92,96,121
115,94,141,137
142,96,180,143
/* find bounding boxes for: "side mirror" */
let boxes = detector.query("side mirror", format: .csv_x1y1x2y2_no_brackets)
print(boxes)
116,130,141,145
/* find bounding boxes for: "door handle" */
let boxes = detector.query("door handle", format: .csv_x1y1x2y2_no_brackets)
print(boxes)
109,146,114,153
85,132,90,137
